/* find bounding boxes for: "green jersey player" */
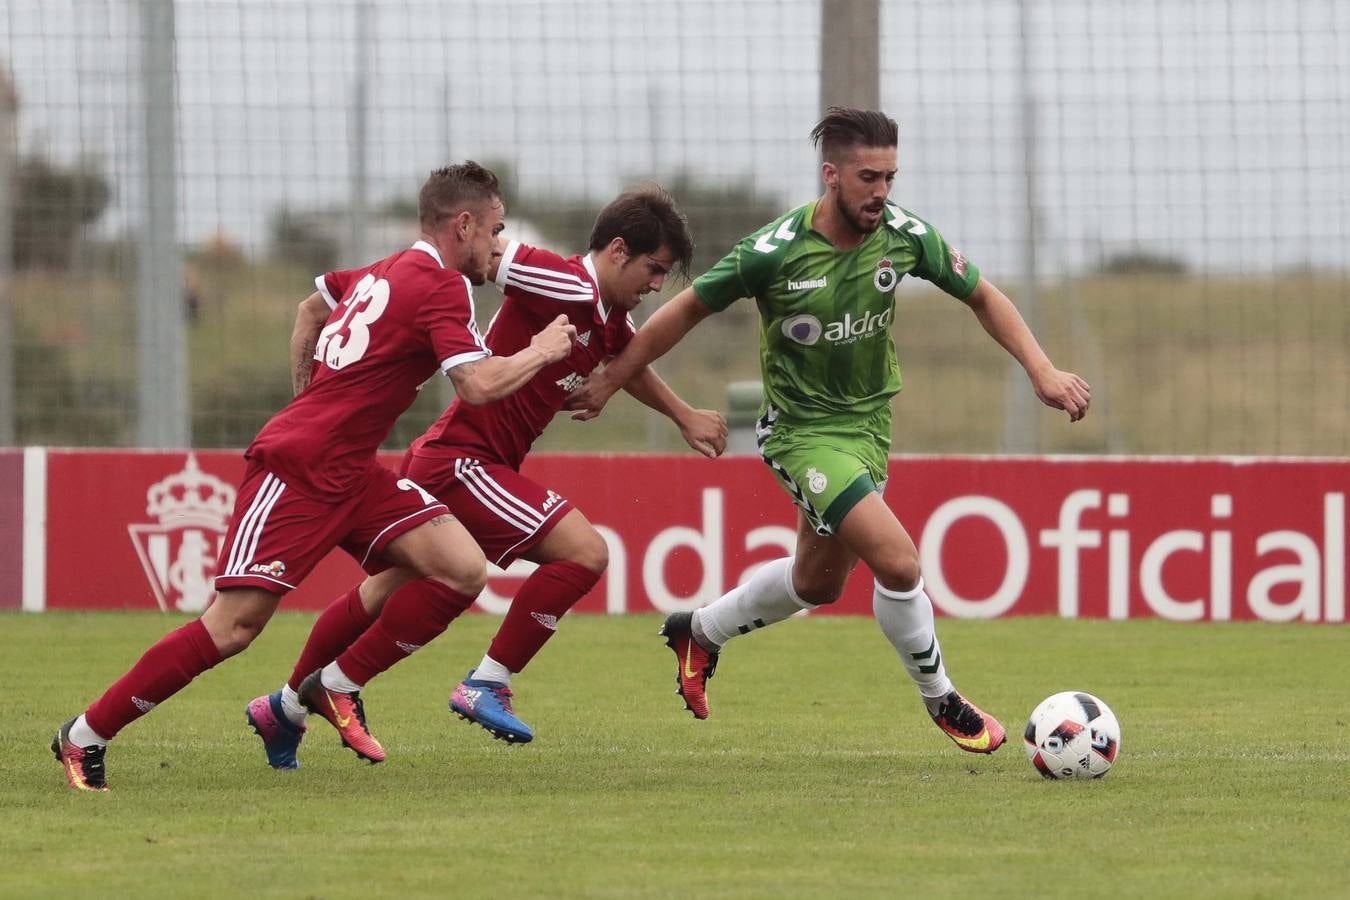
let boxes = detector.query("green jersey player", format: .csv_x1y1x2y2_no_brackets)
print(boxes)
569,108,1090,754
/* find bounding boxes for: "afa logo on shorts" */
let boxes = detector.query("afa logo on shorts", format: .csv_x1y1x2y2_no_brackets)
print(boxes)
805,466,828,494
781,313,823,346
247,560,288,578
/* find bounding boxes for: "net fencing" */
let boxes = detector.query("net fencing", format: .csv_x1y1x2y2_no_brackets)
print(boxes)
2,0,1346,455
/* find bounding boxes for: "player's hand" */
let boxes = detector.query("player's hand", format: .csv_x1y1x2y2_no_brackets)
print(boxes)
565,370,620,421
1032,367,1092,422
531,314,577,364
678,409,729,458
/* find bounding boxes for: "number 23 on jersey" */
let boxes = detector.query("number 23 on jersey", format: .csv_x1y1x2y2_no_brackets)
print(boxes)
315,274,390,370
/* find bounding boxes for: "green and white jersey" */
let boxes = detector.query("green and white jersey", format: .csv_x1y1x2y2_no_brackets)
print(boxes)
693,200,980,422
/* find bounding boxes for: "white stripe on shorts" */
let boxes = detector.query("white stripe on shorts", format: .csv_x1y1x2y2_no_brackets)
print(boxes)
464,463,545,526
225,473,286,575
454,459,540,534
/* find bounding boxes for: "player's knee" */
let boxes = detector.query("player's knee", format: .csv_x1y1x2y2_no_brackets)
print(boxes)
214,617,266,658
872,554,921,594
571,529,609,575
793,571,847,606
429,557,487,599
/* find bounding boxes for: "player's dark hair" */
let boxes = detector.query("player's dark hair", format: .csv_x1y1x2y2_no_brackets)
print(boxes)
588,185,694,280
419,161,501,230
809,107,898,162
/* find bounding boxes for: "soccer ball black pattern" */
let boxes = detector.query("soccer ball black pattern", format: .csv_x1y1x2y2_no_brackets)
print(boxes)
1024,691,1121,780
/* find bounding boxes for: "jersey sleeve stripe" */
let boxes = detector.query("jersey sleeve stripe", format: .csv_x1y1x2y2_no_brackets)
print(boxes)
441,349,491,372
505,278,597,303
507,262,593,291
314,275,339,309
494,240,522,289
505,272,595,300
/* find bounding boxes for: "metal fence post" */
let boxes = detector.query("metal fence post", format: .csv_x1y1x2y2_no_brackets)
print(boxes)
136,0,189,448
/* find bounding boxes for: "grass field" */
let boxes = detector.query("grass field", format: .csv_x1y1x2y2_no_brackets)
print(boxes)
4,612,1349,899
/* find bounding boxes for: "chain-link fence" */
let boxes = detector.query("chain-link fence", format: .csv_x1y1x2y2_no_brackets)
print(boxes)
2,0,1346,454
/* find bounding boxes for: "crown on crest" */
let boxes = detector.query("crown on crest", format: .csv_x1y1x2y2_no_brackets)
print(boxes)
145,454,236,525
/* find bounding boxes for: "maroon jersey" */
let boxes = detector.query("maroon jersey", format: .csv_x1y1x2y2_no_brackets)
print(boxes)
247,241,490,500
411,240,635,469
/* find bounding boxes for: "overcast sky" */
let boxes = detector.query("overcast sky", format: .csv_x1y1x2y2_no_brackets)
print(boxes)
2,0,1347,277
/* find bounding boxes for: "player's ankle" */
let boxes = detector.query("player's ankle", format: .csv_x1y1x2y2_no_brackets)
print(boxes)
690,609,722,652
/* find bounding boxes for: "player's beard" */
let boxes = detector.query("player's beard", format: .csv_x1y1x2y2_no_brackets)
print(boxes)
837,194,884,237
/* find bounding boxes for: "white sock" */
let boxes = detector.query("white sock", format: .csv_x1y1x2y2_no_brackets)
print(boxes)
280,684,308,726
320,661,362,693
67,714,108,748
872,578,954,703
692,557,810,649
473,655,512,685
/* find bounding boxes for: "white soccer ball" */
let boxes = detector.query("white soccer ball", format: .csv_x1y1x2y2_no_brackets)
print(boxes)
1024,691,1121,780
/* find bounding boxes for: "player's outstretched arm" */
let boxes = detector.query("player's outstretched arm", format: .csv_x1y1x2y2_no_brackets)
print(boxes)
449,314,576,405
620,367,728,458
565,286,713,417
290,291,331,395
960,277,1092,422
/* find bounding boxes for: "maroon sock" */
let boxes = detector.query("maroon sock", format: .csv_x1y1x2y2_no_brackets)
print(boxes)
488,560,600,673
84,618,223,740
334,580,475,686
287,586,375,691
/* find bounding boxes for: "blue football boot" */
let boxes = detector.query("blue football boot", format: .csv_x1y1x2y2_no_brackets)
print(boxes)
246,690,306,769
449,670,534,744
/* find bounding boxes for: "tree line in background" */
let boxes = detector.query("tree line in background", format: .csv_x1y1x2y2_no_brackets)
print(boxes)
7,156,790,448
11,155,1347,457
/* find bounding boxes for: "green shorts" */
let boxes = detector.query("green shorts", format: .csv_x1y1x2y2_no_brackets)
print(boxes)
756,404,891,536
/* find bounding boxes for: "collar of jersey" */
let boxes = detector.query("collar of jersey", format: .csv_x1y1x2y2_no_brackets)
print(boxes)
411,240,444,268
580,253,609,323
803,200,881,252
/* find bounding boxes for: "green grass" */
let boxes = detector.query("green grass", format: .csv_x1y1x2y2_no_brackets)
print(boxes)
4,613,1348,898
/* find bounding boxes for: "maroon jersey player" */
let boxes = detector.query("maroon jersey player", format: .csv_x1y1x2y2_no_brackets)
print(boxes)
52,163,578,790
249,186,725,760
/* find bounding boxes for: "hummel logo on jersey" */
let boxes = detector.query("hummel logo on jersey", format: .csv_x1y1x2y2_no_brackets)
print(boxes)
555,372,586,393
576,330,591,347
531,612,559,631
131,696,157,713
787,276,827,291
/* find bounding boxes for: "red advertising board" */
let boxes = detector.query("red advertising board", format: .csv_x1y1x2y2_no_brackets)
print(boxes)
29,450,1350,623
0,450,22,610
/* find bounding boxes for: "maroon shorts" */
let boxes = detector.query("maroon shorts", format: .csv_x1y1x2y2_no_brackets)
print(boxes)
402,453,571,567
213,459,447,594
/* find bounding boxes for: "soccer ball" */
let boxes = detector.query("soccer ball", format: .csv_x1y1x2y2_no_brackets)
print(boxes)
1024,691,1121,780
